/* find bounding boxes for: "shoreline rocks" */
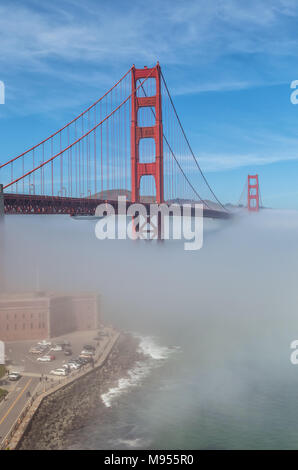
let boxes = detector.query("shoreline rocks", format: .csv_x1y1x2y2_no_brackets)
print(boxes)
18,333,144,450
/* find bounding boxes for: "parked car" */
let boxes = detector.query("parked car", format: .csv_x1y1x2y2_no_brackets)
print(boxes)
8,372,21,381
79,355,93,363
29,347,40,354
37,340,51,347
80,349,94,356
67,362,80,370
30,346,46,354
76,357,88,365
49,369,68,376
73,361,82,368
37,355,56,362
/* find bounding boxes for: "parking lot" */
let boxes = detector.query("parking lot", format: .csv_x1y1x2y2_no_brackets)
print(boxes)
0,325,118,448
3,326,113,378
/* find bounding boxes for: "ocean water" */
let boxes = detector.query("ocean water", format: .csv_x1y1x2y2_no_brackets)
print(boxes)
2,209,298,449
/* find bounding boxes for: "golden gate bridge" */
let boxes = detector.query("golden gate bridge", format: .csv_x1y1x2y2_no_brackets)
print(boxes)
0,63,260,218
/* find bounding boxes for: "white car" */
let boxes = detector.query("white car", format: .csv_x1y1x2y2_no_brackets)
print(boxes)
80,350,94,356
8,372,21,381
37,356,53,362
37,340,51,347
49,369,68,376
67,362,80,370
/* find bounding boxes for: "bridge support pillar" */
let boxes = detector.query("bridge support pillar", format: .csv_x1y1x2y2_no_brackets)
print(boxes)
131,63,164,203
247,174,259,211
0,184,4,216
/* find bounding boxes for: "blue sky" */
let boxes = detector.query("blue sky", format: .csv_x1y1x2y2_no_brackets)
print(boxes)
1,0,298,207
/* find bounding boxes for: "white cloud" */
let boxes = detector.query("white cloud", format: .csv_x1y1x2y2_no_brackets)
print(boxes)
172,80,263,96
1,0,298,157
198,150,298,172
195,129,298,171
1,0,298,71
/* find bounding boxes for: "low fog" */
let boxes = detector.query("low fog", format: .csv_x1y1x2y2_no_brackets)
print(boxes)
1,210,298,448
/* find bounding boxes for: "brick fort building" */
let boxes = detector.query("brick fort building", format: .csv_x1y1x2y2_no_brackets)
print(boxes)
0,291,101,341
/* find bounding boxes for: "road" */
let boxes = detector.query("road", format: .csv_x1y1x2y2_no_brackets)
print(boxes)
0,375,39,446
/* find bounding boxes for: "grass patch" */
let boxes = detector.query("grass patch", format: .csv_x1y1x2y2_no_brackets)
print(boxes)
0,364,6,379
0,388,8,402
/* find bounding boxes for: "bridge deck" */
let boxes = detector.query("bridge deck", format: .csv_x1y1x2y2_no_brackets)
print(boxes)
2,193,230,219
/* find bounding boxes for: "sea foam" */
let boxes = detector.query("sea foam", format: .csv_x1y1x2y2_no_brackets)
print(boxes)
101,334,179,408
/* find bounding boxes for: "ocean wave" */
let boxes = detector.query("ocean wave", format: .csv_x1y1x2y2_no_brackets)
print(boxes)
137,335,179,360
101,334,179,408
114,437,149,449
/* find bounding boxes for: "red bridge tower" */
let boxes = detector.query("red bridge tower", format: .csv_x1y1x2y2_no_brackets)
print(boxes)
247,174,259,211
130,63,164,203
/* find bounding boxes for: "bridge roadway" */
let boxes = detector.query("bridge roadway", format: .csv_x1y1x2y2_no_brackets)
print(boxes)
2,193,230,219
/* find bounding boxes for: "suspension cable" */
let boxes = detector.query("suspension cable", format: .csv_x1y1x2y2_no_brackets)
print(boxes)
4,68,155,189
139,82,208,208
161,71,228,212
0,67,133,170
238,180,247,207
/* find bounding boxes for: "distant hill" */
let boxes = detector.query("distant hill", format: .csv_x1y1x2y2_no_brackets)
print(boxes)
89,189,131,201
88,190,226,210
89,189,156,203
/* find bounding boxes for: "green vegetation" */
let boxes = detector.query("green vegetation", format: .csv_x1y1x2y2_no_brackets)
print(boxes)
0,365,8,401
0,388,8,402
0,364,6,379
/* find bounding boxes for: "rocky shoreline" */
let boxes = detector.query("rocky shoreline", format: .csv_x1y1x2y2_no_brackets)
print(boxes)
18,333,144,450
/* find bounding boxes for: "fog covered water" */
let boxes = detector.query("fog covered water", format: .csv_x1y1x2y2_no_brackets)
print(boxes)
1,210,298,449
